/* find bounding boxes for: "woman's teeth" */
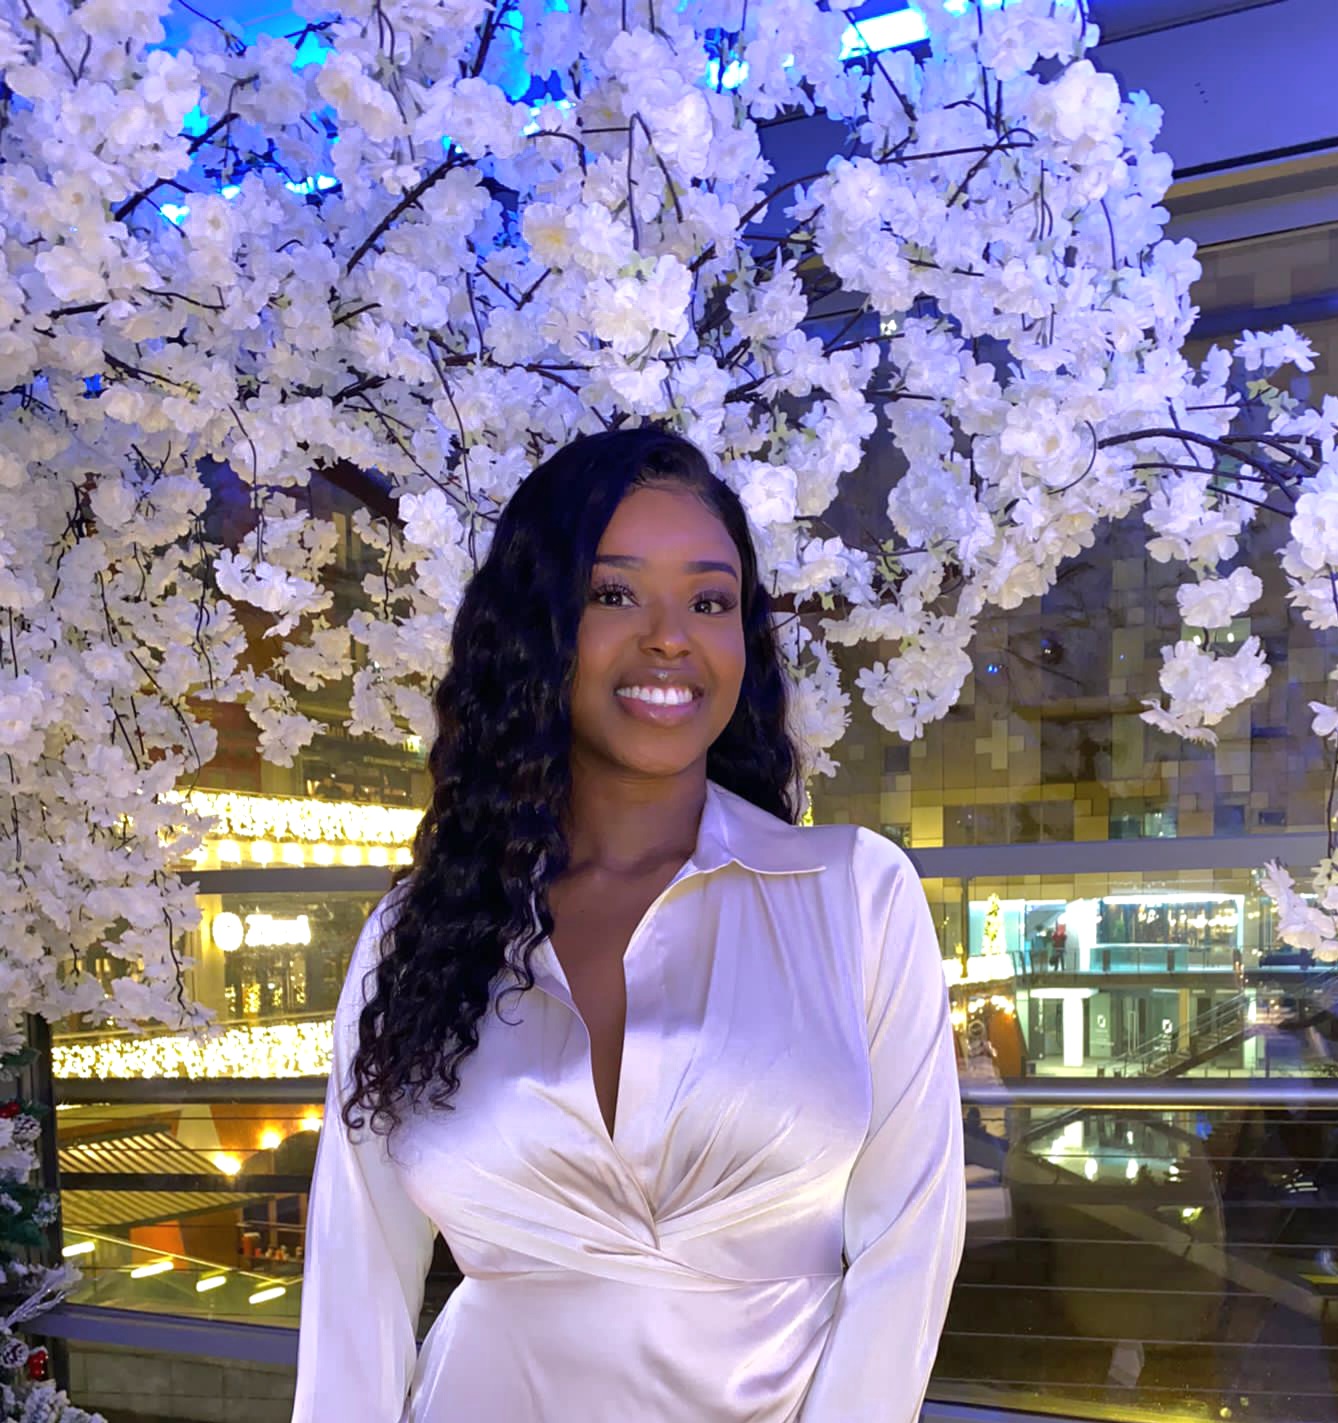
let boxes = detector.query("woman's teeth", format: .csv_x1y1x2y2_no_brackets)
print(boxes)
616,686,695,706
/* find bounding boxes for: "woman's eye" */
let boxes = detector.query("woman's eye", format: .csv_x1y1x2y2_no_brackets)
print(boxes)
589,583,736,614
590,582,633,607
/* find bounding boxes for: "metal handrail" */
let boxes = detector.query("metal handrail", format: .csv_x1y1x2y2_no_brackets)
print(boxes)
960,1077,1338,1107
54,1074,1338,1109
1112,992,1248,1077
57,1077,328,1105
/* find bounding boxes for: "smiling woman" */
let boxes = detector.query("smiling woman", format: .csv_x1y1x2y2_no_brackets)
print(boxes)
572,483,746,773
291,427,965,1423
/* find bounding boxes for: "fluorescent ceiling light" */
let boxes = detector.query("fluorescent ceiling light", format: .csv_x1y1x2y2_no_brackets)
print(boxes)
840,7,931,59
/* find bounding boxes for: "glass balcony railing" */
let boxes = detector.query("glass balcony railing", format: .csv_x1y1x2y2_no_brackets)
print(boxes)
40,1077,1338,1423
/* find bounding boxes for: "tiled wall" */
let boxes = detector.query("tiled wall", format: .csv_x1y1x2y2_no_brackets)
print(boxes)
814,226,1338,847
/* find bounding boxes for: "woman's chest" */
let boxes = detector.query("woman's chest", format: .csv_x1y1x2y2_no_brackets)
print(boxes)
396,869,873,1224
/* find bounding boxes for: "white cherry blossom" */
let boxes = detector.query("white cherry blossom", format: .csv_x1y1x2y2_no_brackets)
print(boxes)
0,0,1331,1036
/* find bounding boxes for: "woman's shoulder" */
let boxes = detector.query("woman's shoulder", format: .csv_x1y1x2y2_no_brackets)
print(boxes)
708,781,916,886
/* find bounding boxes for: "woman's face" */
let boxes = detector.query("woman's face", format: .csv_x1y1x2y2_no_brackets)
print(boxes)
570,484,746,782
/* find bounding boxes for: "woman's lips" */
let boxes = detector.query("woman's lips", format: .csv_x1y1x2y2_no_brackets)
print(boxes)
613,689,704,726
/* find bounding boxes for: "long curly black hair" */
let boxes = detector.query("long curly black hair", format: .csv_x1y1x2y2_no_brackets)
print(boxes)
344,427,801,1135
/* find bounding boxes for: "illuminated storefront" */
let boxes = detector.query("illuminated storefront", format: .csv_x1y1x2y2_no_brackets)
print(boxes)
52,790,416,1081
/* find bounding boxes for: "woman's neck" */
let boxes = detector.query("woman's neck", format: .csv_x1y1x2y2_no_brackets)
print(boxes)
561,764,708,879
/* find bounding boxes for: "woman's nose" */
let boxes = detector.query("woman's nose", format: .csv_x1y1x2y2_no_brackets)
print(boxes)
639,601,690,654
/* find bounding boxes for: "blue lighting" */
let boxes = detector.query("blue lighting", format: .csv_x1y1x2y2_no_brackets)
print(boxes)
986,662,1001,675
182,104,210,138
705,55,751,89
292,30,329,67
160,202,191,224
284,175,339,194
944,0,1074,11
840,7,931,58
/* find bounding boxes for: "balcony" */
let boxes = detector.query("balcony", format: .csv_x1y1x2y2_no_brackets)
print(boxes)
34,1075,1338,1423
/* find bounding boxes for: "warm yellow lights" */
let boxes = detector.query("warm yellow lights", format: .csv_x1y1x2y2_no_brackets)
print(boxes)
157,790,423,870
183,789,421,843
62,1241,95,1258
196,1275,228,1293
210,912,245,953
259,1129,283,1151
52,1018,334,1081
300,1111,323,1132
130,1259,175,1279
249,1286,287,1305
943,952,1015,988
211,1152,242,1176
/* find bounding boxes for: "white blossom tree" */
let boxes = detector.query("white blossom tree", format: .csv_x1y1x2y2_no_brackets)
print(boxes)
0,0,1335,1043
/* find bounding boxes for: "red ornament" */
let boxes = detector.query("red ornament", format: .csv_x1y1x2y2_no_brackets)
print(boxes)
0,1102,21,1119
25,1348,47,1382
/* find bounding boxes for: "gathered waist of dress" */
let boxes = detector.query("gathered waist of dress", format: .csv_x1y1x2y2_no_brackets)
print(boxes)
455,1263,844,1293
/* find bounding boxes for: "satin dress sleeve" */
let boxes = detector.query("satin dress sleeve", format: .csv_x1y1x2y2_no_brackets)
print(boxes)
796,828,966,1423
291,897,438,1423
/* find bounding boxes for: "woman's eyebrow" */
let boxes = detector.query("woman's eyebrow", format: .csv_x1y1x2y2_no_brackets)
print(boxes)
594,554,739,581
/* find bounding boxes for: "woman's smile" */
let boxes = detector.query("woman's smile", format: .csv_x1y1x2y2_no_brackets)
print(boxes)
613,682,706,726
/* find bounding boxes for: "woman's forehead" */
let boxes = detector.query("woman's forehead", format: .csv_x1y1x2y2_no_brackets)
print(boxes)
598,486,735,558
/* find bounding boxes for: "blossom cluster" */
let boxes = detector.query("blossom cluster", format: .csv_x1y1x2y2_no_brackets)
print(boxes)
0,0,1332,1027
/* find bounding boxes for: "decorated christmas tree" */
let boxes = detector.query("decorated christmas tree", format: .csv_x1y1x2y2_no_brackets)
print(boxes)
0,1043,103,1423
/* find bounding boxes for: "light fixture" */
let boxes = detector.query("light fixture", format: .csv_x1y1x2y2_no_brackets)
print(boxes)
260,1129,282,1150
130,1259,175,1279
249,1285,286,1305
196,1275,228,1293
211,1152,242,1176
62,1241,95,1258
210,912,245,954
839,8,930,60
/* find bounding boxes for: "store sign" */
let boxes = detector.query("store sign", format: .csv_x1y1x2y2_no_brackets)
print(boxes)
211,912,312,952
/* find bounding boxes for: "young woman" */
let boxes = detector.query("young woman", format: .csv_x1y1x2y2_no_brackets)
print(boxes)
291,428,965,1422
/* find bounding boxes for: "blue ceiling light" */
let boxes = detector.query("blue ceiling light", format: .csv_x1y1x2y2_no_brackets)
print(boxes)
705,55,751,90
291,29,329,67
285,175,339,194
840,6,931,58
944,0,1075,11
182,103,210,137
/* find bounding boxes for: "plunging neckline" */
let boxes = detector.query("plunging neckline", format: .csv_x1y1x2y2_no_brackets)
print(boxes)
541,855,697,1150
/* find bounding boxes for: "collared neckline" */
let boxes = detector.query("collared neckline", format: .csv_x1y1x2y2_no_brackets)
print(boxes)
689,779,827,877
524,779,828,951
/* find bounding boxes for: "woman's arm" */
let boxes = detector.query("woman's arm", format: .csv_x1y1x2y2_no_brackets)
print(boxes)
291,895,438,1423
798,828,966,1423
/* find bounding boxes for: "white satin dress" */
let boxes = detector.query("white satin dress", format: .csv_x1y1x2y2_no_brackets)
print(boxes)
291,780,965,1423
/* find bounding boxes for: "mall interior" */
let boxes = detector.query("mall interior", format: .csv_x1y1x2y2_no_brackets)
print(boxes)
21,2,1338,1421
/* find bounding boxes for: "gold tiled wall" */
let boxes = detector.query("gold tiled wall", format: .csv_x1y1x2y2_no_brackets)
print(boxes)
814,226,1338,846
